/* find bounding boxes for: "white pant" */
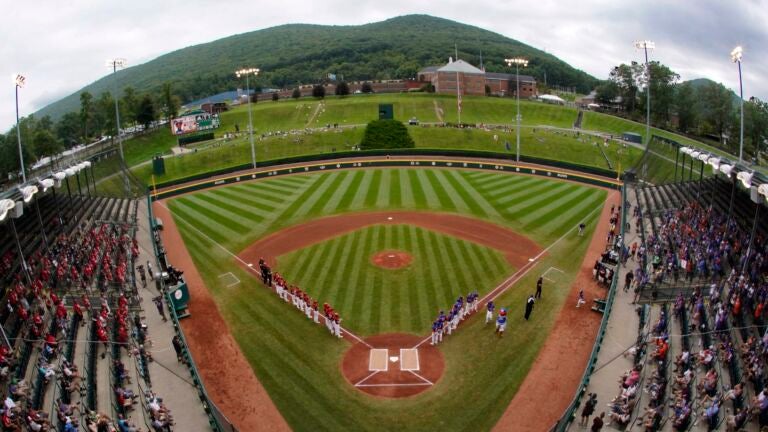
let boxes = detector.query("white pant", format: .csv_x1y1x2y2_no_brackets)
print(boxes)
486,310,493,323
431,332,438,345
313,309,319,323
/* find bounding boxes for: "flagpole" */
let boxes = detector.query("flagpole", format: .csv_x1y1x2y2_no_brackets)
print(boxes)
457,70,461,124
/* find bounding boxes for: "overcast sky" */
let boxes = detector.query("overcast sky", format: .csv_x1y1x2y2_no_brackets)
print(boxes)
3,0,767,131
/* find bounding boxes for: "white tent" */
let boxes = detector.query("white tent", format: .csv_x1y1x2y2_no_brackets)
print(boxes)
538,94,566,105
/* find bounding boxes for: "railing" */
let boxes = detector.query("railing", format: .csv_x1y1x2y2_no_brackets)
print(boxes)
146,194,236,432
550,181,628,431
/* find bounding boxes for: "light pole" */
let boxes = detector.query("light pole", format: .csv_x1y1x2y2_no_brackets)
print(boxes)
731,46,744,164
13,74,27,183
236,67,260,170
505,58,528,162
634,40,655,146
107,58,129,196
106,58,127,162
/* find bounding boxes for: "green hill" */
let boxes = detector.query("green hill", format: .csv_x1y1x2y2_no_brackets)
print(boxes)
35,14,597,121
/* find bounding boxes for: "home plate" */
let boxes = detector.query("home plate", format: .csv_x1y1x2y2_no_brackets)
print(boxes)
388,254,395,258
389,356,399,362
387,217,393,220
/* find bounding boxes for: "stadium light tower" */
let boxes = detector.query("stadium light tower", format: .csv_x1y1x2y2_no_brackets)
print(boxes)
236,67,260,170
634,40,655,146
731,45,744,163
106,58,127,163
505,57,528,162
13,74,27,183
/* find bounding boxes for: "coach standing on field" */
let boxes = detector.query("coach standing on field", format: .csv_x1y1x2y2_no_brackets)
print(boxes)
524,295,535,320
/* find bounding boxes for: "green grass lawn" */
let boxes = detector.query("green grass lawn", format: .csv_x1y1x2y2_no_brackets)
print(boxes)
278,225,514,335
166,168,607,431
132,126,642,184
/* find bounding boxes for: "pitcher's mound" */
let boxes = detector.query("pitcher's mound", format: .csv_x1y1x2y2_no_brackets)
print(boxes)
371,251,412,269
341,333,444,398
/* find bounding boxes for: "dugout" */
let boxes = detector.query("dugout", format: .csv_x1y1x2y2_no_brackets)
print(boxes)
622,132,642,144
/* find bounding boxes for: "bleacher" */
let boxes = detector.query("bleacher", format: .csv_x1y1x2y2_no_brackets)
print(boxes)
0,178,150,431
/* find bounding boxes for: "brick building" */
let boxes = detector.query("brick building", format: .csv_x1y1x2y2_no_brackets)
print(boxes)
418,58,537,98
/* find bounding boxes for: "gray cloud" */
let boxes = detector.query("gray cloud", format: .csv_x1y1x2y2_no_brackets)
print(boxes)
3,0,767,131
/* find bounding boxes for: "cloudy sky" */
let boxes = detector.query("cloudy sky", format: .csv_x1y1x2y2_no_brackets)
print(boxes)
3,0,767,131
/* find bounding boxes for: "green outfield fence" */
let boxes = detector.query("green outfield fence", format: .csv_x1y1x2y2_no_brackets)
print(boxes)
150,148,619,190
150,155,622,201
146,194,236,432
550,181,627,431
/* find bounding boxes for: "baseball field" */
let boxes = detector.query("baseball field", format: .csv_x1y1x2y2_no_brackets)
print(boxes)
154,165,615,431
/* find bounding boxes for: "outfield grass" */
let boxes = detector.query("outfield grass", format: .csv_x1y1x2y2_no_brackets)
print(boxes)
278,225,514,335
166,168,607,431
132,126,642,184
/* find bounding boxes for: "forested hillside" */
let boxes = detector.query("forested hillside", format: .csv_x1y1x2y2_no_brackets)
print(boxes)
35,14,597,120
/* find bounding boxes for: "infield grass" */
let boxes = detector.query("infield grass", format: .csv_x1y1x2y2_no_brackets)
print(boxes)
166,168,608,431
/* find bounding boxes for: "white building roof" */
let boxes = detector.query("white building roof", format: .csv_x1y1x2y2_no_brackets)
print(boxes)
437,59,485,74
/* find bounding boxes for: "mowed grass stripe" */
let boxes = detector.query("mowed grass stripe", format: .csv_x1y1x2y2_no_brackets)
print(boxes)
240,180,300,198
389,169,403,208
305,170,350,217
414,228,440,325
209,188,278,214
407,170,427,207
495,178,559,206
349,170,375,211
520,186,596,228
404,226,422,330
194,191,268,223
415,170,443,209
398,170,415,207
172,198,248,238
364,170,383,208
312,233,346,302
334,170,365,212
427,230,454,308
424,170,458,211
337,230,363,314
228,183,289,204
375,170,391,208
321,170,358,214
441,170,488,218
348,228,374,321
486,176,540,198
537,189,606,236
269,172,331,228
505,182,576,219
293,171,346,219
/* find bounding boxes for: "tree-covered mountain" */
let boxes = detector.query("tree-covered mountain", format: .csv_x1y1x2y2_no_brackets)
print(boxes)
35,14,598,120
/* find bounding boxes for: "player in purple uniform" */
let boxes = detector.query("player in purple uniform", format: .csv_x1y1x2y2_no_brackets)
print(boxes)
431,320,440,345
485,300,495,324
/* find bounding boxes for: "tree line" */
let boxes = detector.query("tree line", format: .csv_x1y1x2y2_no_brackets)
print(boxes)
0,82,181,181
595,61,768,160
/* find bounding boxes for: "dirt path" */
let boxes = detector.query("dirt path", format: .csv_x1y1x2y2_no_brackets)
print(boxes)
492,189,620,432
433,100,444,122
238,211,542,271
152,202,290,432
305,102,324,127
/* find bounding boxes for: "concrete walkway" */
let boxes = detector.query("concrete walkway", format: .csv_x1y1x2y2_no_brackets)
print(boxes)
132,199,212,431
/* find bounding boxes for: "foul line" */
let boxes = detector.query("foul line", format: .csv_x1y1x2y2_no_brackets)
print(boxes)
354,370,380,387
413,198,608,349
354,382,432,388
158,201,373,349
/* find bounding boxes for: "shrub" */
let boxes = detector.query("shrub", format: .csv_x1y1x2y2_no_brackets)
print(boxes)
312,85,326,98
360,119,415,150
291,88,301,99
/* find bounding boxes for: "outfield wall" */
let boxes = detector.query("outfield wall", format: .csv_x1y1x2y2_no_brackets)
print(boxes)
150,155,622,201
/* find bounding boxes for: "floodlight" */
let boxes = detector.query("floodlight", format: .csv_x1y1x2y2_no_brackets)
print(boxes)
235,67,260,78
19,185,38,203
504,58,528,67
730,46,743,63
38,178,54,193
758,184,768,203
633,40,655,50
12,74,25,88
737,171,752,189
106,58,127,69
0,199,15,222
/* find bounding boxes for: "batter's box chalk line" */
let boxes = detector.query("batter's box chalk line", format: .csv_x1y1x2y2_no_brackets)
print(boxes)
541,266,565,283
354,348,433,388
217,272,241,287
